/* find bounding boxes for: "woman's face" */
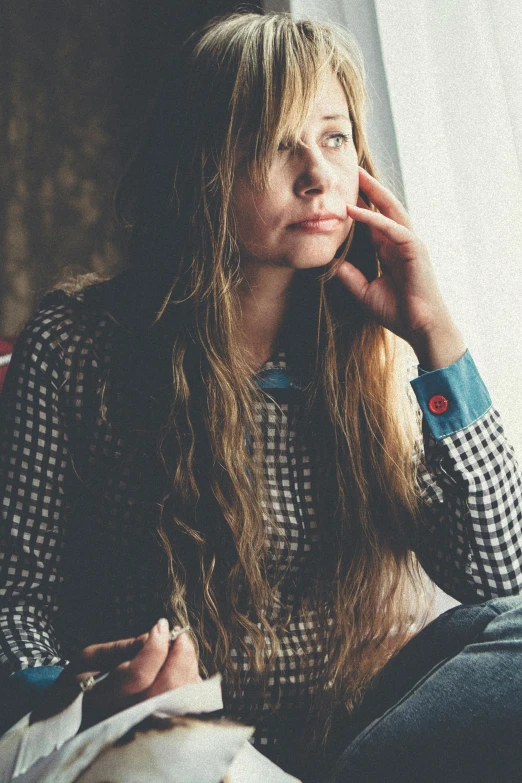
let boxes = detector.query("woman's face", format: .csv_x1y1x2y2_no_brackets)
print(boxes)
232,71,359,271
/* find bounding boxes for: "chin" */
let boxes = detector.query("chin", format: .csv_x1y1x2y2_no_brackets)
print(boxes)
292,236,348,268
292,259,335,271
290,249,341,269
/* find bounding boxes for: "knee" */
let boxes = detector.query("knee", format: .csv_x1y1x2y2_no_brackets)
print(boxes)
483,593,522,614
480,593,522,642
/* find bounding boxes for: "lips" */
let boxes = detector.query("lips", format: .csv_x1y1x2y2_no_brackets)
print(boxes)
288,212,344,228
288,212,344,232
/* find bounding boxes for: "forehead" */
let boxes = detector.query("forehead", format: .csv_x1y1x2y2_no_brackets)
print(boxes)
305,72,351,124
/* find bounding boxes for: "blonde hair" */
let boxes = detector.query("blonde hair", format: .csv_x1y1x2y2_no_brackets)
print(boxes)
111,10,427,743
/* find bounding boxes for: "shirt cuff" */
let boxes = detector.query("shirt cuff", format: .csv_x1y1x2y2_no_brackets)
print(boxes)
10,665,63,689
410,349,491,440
1,667,64,735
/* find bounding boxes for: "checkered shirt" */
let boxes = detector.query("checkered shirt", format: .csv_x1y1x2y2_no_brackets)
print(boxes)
1,288,522,764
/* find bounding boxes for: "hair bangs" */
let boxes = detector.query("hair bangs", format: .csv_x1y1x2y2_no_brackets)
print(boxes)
216,13,363,191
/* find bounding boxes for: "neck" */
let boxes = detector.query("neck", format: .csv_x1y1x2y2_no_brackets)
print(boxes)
237,261,296,372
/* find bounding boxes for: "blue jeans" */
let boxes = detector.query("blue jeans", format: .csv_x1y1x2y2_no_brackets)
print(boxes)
311,596,522,783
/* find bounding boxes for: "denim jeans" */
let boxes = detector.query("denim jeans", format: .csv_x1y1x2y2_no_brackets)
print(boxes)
310,595,522,783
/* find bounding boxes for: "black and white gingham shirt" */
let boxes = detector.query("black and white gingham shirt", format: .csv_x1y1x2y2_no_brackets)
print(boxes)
1,287,522,762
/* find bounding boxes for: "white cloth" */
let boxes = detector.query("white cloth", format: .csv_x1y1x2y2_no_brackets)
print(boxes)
0,676,299,783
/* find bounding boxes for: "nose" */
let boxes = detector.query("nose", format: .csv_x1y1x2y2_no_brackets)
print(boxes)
293,144,335,197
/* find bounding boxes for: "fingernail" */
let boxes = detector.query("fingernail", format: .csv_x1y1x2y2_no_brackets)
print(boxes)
155,618,169,634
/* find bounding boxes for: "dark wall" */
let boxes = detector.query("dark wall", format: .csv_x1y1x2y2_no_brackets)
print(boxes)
0,0,250,335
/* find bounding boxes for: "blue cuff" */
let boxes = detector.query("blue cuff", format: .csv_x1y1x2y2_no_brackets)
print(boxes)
10,665,64,690
0,666,64,734
410,350,491,440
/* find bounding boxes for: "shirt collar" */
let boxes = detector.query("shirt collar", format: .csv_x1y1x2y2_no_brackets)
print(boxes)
254,350,303,390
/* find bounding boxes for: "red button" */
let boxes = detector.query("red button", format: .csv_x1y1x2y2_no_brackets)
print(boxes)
428,394,449,415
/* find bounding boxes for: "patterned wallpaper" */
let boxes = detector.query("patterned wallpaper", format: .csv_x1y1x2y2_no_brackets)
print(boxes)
0,0,242,336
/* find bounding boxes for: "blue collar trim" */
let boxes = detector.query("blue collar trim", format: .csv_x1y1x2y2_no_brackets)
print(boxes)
255,367,303,390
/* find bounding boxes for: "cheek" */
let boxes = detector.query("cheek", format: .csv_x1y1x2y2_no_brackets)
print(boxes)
233,184,264,239
233,192,281,255
233,177,276,229
247,190,284,238
341,151,360,203
347,178,359,206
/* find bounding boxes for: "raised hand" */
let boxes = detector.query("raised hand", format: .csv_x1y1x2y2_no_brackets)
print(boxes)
335,167,466,370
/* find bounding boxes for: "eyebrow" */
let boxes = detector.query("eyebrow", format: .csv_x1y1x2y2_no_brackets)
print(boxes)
321,114,352,122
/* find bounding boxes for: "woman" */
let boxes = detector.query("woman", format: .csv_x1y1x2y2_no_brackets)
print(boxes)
1,11,522,782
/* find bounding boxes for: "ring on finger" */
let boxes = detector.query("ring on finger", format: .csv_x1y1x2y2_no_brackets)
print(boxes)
78,671,111,693
169,625,191,643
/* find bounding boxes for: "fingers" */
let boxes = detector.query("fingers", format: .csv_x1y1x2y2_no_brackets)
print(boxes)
76,620,174,730
356,167,413,230
73,621,202,731
75,633,149,675
112,618,171,696
346,202,413,248
335,260,371,304
31,632,151,724
148,630,202,697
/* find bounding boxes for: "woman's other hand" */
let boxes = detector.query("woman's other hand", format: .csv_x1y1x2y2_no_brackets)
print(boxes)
335,167,467,370
30,619,202,730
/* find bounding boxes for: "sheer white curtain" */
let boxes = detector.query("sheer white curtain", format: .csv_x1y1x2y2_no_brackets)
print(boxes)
372,0,522,451
267,0,522,451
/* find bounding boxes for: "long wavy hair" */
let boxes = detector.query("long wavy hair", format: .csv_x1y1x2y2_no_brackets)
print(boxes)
105,10,427,740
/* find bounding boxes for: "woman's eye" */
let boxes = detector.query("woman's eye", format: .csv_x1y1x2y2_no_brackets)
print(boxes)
277,141,291,152
324,133,350,148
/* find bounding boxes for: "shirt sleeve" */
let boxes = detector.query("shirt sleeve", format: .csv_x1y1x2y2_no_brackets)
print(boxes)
0,307,70,674
410,350,522,602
